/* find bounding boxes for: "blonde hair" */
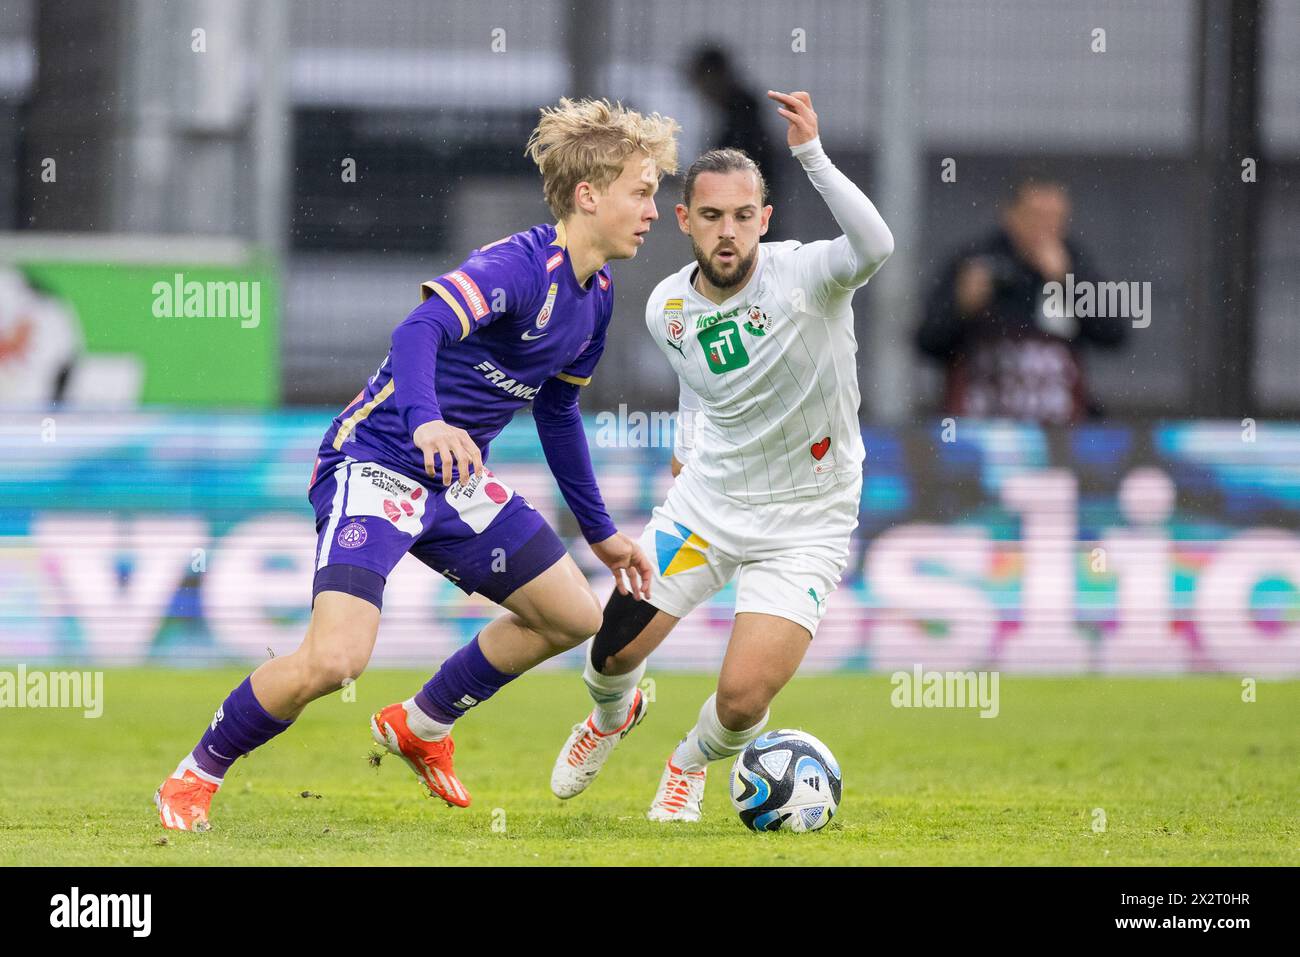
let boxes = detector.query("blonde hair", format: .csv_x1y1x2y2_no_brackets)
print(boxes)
525,98,680,220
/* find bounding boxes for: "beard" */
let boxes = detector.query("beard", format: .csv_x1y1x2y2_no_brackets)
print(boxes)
691,239,758,290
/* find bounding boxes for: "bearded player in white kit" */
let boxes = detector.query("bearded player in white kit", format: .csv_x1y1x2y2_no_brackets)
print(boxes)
550,90,894,820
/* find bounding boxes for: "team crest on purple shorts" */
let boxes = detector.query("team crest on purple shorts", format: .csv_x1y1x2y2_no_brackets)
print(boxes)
337,521,368,549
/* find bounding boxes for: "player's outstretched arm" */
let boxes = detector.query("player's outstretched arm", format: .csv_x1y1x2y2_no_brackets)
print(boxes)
533,378,652,600
768,90,895,289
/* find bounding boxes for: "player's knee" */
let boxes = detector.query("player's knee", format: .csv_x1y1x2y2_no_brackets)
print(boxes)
301,642,369,696
526,589,602,650
715,683,769,731
591,590,661,674
555,597,604,649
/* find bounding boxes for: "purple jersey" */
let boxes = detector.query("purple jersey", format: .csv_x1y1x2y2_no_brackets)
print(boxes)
313,222,618,544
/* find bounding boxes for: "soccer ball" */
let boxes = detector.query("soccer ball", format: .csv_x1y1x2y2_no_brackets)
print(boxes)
730,729,842,832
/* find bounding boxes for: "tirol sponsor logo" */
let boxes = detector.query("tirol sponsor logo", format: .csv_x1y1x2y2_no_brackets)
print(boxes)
337,521,367,548
49,887,152,937
695,304,742,331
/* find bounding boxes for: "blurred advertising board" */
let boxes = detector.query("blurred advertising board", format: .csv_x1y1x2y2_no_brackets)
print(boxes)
1,412,1297,674
0,235,278,407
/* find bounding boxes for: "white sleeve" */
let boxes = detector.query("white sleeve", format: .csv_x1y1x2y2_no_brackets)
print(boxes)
673,376,703,464
790,136,894,292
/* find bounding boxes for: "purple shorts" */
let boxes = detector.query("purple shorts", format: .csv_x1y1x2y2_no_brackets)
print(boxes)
308,456,566,610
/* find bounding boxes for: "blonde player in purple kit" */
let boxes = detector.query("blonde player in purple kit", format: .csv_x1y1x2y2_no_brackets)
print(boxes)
155,99,680,831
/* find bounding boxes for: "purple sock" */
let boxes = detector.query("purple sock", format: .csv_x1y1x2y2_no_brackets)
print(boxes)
414,635,518,725
190,676,294,779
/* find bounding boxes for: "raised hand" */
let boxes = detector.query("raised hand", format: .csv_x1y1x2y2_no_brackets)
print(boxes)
767,90,819,147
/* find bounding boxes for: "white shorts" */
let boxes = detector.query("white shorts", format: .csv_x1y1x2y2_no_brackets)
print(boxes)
636,464,861,638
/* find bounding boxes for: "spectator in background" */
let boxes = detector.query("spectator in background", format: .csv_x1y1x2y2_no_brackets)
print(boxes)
686,45,780,209
915,179,1127,424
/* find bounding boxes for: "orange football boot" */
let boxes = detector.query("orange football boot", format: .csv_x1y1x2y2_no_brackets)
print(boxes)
155,769,218,832
370,702,471,807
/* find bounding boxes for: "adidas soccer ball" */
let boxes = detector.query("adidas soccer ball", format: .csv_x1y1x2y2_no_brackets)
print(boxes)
730,729,842,832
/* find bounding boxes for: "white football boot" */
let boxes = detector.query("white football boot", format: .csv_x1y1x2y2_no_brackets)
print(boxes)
550,688,647,799
646,759,707,822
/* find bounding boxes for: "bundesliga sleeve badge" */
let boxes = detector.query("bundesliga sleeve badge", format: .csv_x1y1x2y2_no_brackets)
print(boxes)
663,298,685,354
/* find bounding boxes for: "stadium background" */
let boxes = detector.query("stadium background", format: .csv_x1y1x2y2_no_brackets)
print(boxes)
0,0,1297,677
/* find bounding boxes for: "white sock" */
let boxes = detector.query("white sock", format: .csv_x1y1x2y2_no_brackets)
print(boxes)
583,655,645,734
671,693,768,772
401,697,453,741
174,754,223,787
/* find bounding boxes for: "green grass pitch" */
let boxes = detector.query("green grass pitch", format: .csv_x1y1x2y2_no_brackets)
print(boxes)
1,669,1295,866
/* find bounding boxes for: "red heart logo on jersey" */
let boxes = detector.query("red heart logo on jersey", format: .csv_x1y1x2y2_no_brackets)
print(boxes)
810,437,831,460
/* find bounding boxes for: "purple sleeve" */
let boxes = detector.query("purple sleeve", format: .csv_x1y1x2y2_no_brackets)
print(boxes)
390,306,460,440
393,240,541,440
533,377,617,545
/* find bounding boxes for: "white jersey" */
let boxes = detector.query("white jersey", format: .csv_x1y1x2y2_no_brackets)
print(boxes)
643,136,895,505
645,241,864,503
